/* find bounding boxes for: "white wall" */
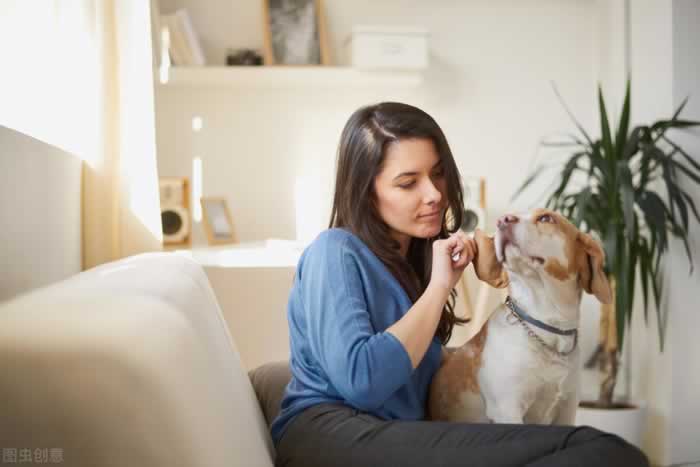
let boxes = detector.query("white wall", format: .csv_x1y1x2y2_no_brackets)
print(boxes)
594,0,628,117
155,0,598,245
628,2,675,465
625,1,700,465
0,126,82,303
669,1,700,463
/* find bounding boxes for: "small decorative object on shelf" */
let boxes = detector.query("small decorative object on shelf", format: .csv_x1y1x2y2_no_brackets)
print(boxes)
345,25,429,70
226,48,263,66
262,0,331,65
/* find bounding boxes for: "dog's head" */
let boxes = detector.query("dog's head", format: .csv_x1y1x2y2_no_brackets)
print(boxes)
473,209,612,304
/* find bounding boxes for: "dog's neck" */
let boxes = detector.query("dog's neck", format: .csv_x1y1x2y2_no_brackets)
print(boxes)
505,270,582,353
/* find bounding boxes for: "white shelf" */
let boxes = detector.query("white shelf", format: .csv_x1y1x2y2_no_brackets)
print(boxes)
160,66,424,88
173,238,304,268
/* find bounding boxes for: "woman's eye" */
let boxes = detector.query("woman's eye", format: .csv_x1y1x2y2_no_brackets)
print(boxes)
538,214,553,223
398,181,415,189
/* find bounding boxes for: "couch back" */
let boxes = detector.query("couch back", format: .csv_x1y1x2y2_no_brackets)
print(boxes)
0,252,274,467
0,125,82,302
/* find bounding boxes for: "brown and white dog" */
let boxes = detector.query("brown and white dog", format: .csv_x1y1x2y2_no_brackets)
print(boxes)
428,209,612,425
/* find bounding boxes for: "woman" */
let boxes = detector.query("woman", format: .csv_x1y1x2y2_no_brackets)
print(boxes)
270,102,648,467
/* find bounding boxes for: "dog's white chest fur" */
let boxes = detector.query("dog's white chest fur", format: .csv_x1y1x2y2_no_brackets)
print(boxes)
429,304,580,425
478,306,579,424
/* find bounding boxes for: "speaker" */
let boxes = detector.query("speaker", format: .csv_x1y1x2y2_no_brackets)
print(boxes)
159,177,191,246
461,176,486,233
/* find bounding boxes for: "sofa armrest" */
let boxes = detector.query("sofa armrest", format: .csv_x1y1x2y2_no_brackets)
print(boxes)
0,252,275,467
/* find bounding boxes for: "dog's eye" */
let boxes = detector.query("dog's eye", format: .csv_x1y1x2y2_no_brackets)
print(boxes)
538,214,554,223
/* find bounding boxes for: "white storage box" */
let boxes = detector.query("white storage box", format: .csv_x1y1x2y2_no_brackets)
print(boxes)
345,26,429,70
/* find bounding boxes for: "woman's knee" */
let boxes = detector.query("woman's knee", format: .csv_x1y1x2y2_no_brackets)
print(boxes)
566,425,610,443
568,426,649,466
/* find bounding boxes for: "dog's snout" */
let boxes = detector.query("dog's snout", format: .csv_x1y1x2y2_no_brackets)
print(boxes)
497,214,519,230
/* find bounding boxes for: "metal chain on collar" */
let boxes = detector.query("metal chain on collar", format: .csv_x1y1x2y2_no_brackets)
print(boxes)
504,299,578,357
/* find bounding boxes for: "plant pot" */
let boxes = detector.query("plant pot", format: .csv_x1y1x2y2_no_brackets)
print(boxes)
576,400,647,448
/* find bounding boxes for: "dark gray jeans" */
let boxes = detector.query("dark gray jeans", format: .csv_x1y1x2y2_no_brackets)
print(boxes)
274,403,649,467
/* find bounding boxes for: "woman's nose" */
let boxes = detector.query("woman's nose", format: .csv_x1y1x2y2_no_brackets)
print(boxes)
423,180,442,204
497,214,519,230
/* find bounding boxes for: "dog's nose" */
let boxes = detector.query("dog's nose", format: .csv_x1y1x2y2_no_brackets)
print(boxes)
497,214,519,230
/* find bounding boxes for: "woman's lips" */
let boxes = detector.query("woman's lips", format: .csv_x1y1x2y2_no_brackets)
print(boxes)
419,211,441,221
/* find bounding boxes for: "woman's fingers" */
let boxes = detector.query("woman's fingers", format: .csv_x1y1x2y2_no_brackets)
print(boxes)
450,242,463,260
447,234,464,261
434,233,477,270
430,233,476,290
434,236,461,263
449,232,477,266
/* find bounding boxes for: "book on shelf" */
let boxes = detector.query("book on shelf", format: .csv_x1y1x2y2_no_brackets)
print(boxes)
161,8,205,66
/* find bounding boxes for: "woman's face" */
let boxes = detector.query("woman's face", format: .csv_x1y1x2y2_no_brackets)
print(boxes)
373,138,448,255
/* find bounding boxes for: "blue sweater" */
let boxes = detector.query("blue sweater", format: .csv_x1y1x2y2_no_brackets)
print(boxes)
270,228,442,444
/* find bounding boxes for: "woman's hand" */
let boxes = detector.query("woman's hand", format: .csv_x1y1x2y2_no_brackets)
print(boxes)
430,231,477,291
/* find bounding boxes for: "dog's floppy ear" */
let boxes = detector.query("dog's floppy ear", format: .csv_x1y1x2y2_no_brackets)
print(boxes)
473,229,508,289
576,232,612,304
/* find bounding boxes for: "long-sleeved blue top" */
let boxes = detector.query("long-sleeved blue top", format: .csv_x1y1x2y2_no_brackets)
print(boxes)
270,228,442,444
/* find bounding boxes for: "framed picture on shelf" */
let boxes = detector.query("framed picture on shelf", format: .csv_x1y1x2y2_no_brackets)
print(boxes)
200,197,238,245
262,0,330,65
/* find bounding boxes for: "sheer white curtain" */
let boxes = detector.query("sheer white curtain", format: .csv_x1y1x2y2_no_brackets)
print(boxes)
0,0,163,269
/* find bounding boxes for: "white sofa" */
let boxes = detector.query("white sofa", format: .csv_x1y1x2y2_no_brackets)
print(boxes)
0,252,281,467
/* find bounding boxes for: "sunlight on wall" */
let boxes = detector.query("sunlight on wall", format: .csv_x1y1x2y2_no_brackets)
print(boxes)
2,0,163,265
192,116,203,132
120,0,164,245
159,26,171,84
192,157,202,222
191,115,204,223
0,2,98,165
294,171,324,245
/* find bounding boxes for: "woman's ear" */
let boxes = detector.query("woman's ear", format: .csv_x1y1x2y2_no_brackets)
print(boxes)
473,229,509,289
576,232,613,304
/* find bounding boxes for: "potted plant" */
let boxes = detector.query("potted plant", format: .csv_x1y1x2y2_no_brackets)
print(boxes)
514,80,700,444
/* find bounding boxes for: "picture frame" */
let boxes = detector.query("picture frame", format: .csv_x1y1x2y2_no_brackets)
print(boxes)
262,0,331,66
200,197,238,245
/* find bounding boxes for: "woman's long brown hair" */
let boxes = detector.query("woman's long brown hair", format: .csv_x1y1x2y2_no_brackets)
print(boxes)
328,102,469,345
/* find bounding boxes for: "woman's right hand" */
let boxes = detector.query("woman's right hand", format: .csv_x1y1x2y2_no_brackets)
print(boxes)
430,231,477,291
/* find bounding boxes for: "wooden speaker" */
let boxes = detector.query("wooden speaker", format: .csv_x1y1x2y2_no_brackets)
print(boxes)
159,177,191,246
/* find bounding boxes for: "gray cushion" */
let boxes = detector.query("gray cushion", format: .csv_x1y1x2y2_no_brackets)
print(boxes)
248,360,292,427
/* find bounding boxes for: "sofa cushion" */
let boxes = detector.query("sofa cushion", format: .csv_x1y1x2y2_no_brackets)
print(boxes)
249,360,292,427
0,252,275,467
